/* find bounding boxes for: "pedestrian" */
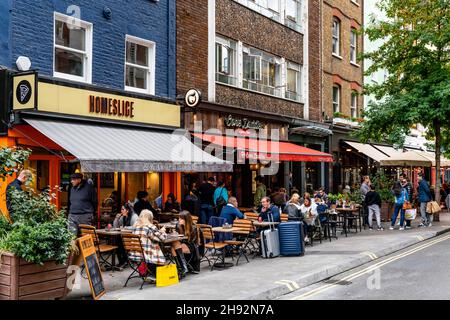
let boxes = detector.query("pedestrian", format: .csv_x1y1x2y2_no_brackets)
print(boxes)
67,173,98,236
258,196,280,222
365,184,383,230
360,175,371,227
417,173,433,227
254,175,267,209
198,177,216,224
6,169,32,220
213,181,229,216
219,197,245,225
400,174,414,229
390,181,407,230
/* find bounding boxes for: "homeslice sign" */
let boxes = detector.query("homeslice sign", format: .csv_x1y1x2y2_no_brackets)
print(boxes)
89,95,135,119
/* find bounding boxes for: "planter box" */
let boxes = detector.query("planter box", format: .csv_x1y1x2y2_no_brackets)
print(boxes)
0,252,70,300
380,202,393,222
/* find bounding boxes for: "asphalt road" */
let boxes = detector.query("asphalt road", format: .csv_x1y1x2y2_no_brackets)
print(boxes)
280,233,450,300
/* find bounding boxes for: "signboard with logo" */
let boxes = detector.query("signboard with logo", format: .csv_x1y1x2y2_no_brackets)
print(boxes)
223,114,264,130
12,71,37,110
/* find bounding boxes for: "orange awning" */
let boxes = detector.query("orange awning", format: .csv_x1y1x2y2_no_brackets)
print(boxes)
193,133,333,162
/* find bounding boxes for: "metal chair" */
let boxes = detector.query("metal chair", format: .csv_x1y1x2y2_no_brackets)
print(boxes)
79,224,118,270
224,219,253,265
197,224,228,271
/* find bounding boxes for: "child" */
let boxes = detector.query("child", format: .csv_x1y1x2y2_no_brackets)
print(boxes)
365,184,384,230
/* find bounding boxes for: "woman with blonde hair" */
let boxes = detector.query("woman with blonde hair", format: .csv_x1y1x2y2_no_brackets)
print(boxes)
284,193,302,221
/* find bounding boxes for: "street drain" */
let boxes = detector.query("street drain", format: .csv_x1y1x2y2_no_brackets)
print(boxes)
323,279,352,285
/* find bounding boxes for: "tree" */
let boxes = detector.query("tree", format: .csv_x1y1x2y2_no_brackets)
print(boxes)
356,0,450,219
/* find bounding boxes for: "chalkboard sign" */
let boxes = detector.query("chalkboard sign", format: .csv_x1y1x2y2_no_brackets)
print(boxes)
78,235,106,300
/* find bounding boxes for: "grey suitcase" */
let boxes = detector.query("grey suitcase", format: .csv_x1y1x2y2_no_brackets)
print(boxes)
260,213,280,258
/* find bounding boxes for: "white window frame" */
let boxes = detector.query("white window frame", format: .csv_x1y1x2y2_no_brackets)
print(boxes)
332,18,341,57
350,0,360,6
350,28,358,64
333,85,341,113
124,35,156,95
286,61,301,102
351,91,358,118
215,36,238,86
53,12,92,83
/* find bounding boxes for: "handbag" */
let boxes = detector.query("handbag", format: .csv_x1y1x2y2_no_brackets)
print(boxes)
137,262,148,277
426,201,441,214
405,208,417,220
156,264,179,287
403,201,412,210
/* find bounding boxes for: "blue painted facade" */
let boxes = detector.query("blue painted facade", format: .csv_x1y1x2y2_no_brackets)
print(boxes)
0,0,176,99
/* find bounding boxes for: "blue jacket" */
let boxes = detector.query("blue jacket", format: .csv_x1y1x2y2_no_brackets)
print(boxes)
418,179,432,203
258,204,280,222
213,187,229,206
219,205,244,225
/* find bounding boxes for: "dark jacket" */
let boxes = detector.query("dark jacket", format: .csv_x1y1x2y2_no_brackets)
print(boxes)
164,201,181,212
134,199,156,215
418,179,432,203
198,182,215,206
258,204,280,222
219,204,245,225
402,182,413,202
6,179,23,218
365,191,382,207
68,180,97,215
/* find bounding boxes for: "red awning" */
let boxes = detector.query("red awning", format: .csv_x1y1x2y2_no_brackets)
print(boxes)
193,133,333,162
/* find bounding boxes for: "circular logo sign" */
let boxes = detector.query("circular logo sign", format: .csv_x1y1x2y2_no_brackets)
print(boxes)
16,80,32,105
185,89,201,108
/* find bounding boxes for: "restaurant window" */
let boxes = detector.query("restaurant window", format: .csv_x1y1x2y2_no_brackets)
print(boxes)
54,12,92,83
243,45,282,98
351,91,358,118
215,36,237,86
332,18,341,56
350,28,358,64
286,62,301,102
125,35,155,95
333,85,341,113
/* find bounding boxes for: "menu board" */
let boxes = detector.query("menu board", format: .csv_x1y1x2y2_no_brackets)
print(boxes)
77,235,106,300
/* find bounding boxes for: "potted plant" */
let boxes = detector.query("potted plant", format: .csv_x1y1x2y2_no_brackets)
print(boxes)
371,171,395,222
0,147,75,300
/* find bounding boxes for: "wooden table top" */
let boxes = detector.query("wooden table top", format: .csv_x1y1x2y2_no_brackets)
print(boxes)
252,221,280,227
163,235,187,243
212,227,247,233
96,228,133,236
335,207,360,212
158,222,177,229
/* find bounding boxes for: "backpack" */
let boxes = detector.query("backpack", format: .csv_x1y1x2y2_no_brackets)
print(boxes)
216,188,227,208
396,189,407,205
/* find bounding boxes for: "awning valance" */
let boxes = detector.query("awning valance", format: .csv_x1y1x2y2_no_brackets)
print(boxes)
24,119,233,173
379,150,432,167
193,133,333,162
344,141,388,162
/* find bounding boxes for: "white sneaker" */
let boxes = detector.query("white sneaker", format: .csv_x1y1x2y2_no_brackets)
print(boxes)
399,227,405,231
377,227,384,231
405,226,412,230
389,226,394,230
428,223,432,227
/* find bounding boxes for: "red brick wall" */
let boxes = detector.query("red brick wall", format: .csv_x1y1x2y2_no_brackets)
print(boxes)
309,0,322,121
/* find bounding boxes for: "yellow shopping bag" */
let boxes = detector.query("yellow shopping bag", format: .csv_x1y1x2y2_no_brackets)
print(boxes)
156,264,179,287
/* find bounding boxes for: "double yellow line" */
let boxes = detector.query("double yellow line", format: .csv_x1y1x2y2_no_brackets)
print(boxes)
291,234,450,300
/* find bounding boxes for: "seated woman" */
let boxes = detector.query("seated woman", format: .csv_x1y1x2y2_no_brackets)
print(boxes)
130,210,189,278
284,193,302,221
299,197,318,243
164,193,181,212
114,202,139,267
173,210,202,274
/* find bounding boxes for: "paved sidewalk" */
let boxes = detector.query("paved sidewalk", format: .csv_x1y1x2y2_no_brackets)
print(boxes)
66,213,450,300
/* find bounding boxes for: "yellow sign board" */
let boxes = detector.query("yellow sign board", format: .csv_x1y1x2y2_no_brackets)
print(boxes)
12,72,37,110
38,82,180,127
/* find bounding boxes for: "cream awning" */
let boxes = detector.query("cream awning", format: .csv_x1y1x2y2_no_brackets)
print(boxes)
379,150,432,167
344,141,388,162
25,118,233,173
415,151,450,167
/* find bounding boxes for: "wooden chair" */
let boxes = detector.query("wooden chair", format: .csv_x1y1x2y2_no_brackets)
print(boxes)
79,224,118,270
245,212,259,221
224,219,253,265
280,213,289,222
121,233,155,289
197,224,228,271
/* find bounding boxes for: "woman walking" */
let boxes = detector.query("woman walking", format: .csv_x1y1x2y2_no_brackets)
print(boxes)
390,181,408,230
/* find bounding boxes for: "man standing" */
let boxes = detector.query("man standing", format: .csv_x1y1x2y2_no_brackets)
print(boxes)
198,177,216,224
213,181,229,216
6,169,32,220
220,197,245,225
418,173,433,227
254,175,267,209
400,174,414,229
360,176,371,226
365,184,384,230
68,173,98,236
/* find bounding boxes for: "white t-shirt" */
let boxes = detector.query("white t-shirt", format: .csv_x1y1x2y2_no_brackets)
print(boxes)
299,202,318,225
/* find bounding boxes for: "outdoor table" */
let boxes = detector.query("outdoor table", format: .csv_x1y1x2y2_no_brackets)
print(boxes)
158,222,178,230
210,227,247,268
335,207,360,236
162,235,187,244
251,221,280,228
95,228,133,270
159,212,180,222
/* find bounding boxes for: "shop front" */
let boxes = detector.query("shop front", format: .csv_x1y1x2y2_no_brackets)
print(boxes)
183,102,333,207
0,71,231,223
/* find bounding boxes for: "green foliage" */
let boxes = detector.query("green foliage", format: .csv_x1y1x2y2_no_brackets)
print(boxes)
0,148,31,180
0,214,12,239
370,171,396,203
349,189,363,205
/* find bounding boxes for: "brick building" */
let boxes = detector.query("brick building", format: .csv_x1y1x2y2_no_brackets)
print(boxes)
321,0,366,192
177,0,333,206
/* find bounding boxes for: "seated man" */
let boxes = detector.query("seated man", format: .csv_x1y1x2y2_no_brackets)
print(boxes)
220,197,245,225
258,196,281,222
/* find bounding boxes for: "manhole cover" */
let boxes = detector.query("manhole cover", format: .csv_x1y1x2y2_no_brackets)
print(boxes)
323,279,352,285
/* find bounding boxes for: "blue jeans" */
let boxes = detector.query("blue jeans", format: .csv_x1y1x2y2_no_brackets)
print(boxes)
200,204,214,225
391,204,405,227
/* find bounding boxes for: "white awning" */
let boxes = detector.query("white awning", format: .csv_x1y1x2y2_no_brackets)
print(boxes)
379,150,432,167
344,141,388,162
373,145,404,158
24,118,233,173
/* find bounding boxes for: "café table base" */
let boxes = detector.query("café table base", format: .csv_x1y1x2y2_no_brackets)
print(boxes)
213,262,234,269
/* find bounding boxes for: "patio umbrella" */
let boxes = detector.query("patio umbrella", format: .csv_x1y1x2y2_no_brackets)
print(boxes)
379,150,432,167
